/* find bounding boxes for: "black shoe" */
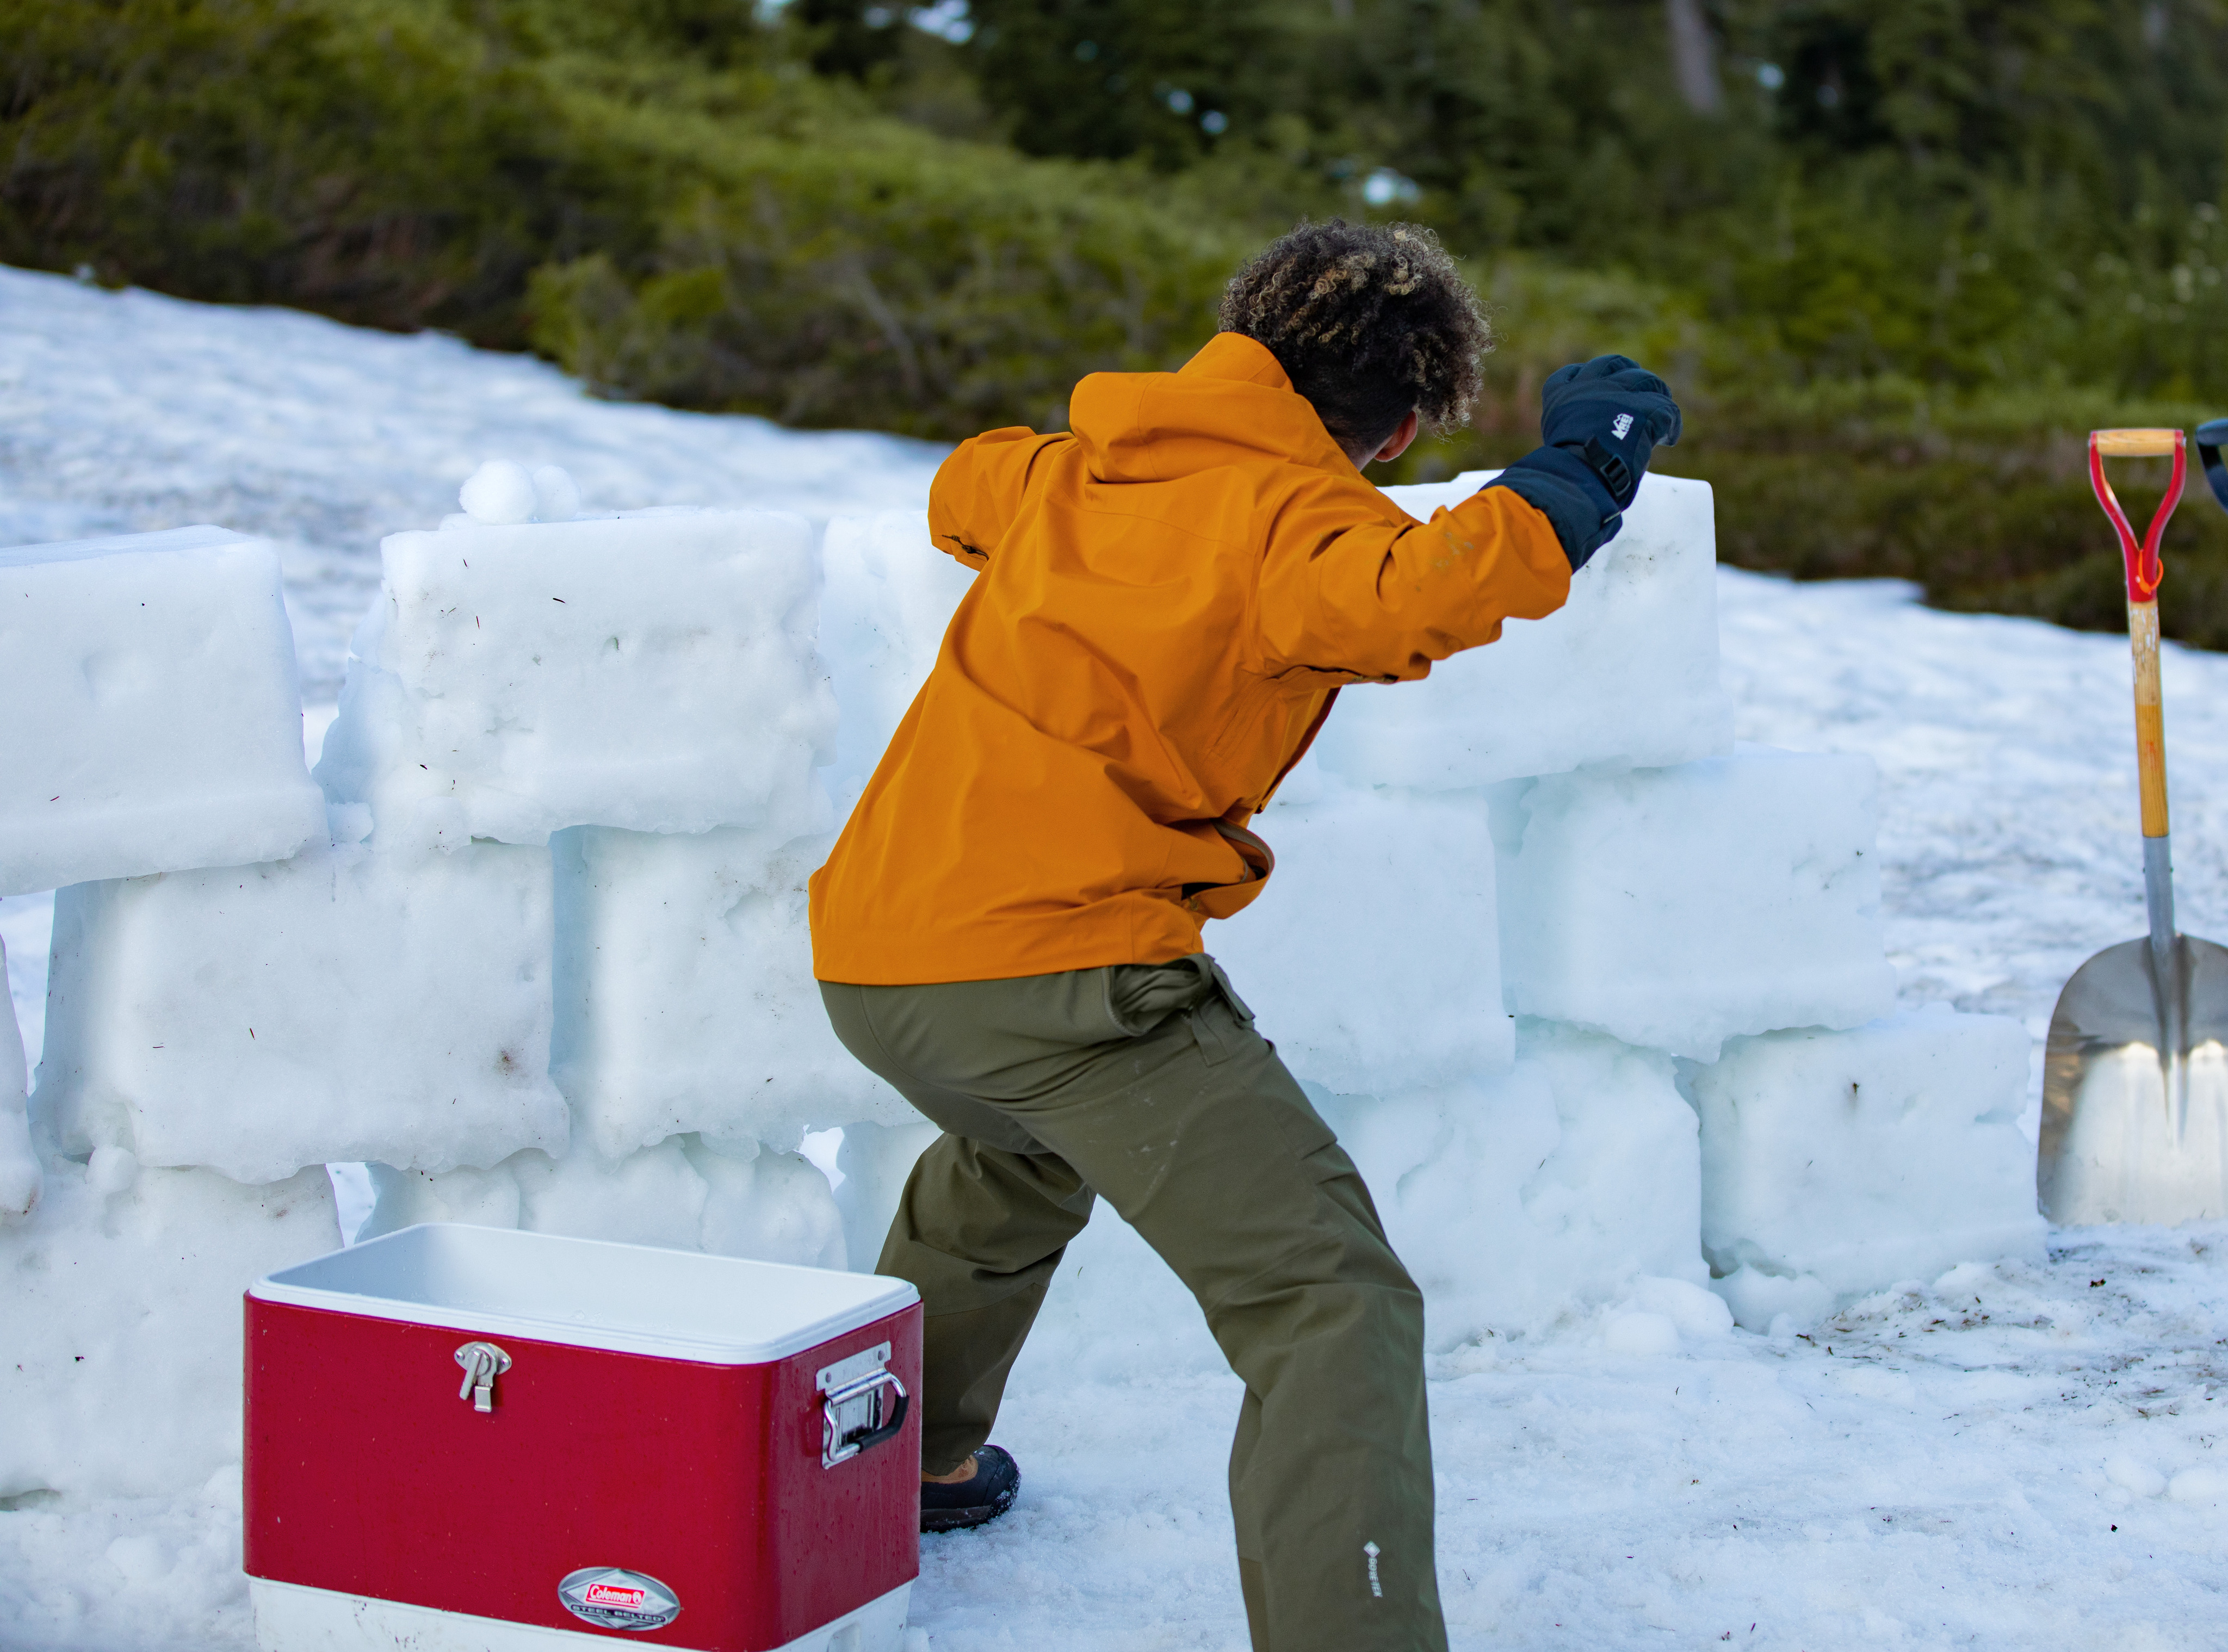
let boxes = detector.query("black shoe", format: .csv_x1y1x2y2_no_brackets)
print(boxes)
920,1445,1020,1533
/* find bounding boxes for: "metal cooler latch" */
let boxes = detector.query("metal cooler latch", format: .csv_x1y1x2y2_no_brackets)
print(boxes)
816,1342,907,1469
454,1341,512,1413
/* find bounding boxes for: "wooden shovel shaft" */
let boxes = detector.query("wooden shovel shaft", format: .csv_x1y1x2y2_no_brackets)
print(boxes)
2131,597,2170,839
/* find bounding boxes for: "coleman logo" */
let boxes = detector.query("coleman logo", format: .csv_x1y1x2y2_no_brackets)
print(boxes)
558,1567,681,1632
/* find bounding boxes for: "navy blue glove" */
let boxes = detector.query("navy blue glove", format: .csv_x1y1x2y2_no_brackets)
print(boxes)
1482,354,1682,571
1540,354,1681,509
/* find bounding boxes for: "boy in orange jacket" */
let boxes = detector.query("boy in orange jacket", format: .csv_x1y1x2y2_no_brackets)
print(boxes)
810,220,1680,1651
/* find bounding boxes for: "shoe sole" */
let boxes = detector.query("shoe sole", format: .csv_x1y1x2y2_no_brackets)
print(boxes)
920,1486,1018,1534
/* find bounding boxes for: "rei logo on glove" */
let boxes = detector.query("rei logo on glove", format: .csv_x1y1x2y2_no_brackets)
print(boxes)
1611,413,1634,439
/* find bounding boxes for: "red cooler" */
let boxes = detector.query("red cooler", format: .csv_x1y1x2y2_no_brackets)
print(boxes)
244,1223,922,1652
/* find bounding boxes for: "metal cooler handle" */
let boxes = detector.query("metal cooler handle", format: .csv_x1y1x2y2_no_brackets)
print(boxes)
816,1342,909,1469
821,1368,908,1468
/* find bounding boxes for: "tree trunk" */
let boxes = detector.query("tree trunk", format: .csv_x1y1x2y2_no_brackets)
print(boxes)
1666,0,1723,115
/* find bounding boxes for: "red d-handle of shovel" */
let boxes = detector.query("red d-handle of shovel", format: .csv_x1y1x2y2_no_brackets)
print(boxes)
2090,428,2186,846
2088,428,2186,602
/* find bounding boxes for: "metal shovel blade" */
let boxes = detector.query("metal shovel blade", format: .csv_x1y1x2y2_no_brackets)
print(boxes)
2039,427,2228,1225
2039,932,2228,1224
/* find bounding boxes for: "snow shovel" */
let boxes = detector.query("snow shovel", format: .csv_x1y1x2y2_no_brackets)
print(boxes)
2038,428,2228,1224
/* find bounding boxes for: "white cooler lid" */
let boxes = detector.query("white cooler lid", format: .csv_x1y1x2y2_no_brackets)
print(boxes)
250,1224,917,1364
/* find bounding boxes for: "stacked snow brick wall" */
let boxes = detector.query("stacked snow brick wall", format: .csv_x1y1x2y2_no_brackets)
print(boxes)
308,484,865,1264
2,465,2049,1503
2,528,341,1506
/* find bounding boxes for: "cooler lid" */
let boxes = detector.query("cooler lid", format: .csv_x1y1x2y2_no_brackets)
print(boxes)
249,1224,917,1364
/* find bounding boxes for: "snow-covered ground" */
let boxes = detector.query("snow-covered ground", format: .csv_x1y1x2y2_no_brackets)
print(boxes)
5,265,2228,1649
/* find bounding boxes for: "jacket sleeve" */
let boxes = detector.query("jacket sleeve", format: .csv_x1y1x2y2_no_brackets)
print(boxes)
1252,479,1575,680
926,427,1073,572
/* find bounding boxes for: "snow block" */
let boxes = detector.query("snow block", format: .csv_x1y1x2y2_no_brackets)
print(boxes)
0,1156,337,1500
0,527,324,896
34,842,565,1184
314,510,834,845
1210,778,1513,1090
357,1135,845,1270
550,826,912,1162
1325,1021,1707,1350
1006,1020,1707,1381
0,933,35,1219
1692,1007,2046,1325
1319,471,1732,790
820,512,975,812
1496,747,1897,1061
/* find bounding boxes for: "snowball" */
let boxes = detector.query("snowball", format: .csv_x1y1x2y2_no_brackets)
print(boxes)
0,1160,337,1500
34,841,565,1183
1618,1273,1736,1339
530,463,581,523
1692,1008,2046,1314
2106,1455,2168,1498
1710,1265,1835,1333
356,1134,845,1270
0,932,35,1220
85,1143,138,1197
1212,779,1512,1090
458,459,537,525
0,527,325,895
819,512,975,812
314,510,833,845
1496,747,1898,1060
550,826,915,1160
2167,1464,2228,1503
1325,471,1732,789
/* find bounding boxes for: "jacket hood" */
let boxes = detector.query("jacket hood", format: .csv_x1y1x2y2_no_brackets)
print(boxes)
1067,333,1358,485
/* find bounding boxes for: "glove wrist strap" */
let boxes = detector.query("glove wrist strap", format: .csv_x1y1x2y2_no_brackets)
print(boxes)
1570,438,1635,508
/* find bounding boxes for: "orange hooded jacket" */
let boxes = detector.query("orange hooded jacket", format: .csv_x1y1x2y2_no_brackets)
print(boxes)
807,332,1574,985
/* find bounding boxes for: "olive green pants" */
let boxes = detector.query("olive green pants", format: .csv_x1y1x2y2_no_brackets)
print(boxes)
820,956,1446,1652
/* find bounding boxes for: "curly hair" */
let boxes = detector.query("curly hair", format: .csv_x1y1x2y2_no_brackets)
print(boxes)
1217,219,1490,456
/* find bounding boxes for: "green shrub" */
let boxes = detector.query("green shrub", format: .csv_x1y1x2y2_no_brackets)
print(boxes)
524,154,1245,439
0,0,652,341
0,0,1248,438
